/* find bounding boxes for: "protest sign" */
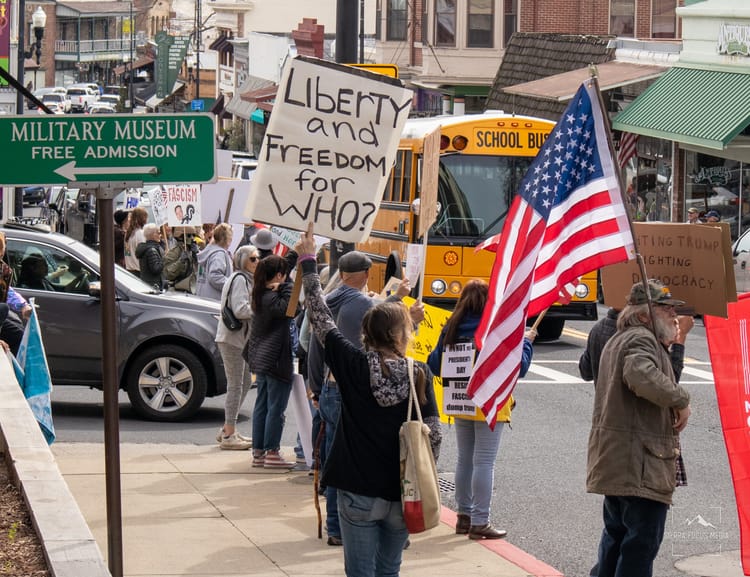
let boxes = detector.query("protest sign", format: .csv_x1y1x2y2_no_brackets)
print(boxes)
147,186,168,226
201,180,252,225
245,55,413,243
165,184,202,227
405,243,425,287
601,222,734,317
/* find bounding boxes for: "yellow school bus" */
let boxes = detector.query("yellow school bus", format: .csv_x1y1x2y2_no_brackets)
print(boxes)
357,112,599,340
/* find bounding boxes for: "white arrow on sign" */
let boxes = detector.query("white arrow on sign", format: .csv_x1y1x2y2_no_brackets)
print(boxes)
54,161,158,181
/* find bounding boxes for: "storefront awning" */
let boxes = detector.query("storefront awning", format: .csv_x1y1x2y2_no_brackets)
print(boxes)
114,57,155,76
146,81,185,109
226,76,274,120
209,34,233,53
613,66,750,150
503,61,667,102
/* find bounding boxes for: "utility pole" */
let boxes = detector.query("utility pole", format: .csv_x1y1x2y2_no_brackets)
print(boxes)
195,0,200,99
15,0,27,217
129,0,134,111
335,0,357,63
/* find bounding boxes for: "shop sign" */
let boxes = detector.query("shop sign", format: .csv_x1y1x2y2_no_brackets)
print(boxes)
689,165,731,186
718,23,750,56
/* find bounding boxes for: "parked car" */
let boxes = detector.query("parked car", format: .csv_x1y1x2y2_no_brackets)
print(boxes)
41,92,71,113
3,222,227,420
232,158,258,180
732,227,750,293
29,86,67,109
37,101,65,115
66,84,99,112
97,94,121,108
22,186,48,206
87,103,116,114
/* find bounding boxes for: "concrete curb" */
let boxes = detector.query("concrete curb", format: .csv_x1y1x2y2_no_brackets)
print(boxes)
0,354,110,577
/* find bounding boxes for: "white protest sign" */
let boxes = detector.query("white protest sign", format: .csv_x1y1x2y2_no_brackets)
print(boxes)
405,243,425,286
245,55,413,243
147,186,168,226
165,184,202,227
441,342,477,417
269,225,327,253
201,180,253,225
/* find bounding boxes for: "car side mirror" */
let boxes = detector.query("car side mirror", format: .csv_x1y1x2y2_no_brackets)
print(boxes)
88,281,101,298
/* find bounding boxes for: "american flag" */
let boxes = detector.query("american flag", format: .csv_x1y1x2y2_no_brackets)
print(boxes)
618,131,639,169
468,81,635,426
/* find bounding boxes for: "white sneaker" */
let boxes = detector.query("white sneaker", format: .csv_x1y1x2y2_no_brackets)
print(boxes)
217,428,252,446
219,433,252,451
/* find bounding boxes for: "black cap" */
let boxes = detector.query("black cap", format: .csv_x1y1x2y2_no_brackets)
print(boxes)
338,251,372,273
114,210,129,225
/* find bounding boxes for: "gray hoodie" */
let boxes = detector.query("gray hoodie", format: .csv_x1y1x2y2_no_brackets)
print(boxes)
195,243,232,300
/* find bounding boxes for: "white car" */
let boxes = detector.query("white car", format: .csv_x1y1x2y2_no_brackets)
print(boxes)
41,92,71,113
66,84,99,113
98,94,120,108
37,101,66,115
87,103,116,114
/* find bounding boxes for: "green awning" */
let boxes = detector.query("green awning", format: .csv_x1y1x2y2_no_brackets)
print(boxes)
613,66,750,150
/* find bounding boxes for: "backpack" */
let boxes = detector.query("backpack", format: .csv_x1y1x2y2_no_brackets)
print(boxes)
164,243,194,284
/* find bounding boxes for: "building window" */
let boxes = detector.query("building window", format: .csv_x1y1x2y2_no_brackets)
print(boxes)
503,0,517,47
435,0,456,47
652,0,676,39
387,0,407,41
610,0,634,37
467,0,493,48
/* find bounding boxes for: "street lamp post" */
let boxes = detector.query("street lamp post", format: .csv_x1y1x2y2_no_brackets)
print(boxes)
14,5,46,217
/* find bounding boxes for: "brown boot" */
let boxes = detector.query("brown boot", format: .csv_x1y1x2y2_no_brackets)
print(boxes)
456,514,471,534
468,524,507,540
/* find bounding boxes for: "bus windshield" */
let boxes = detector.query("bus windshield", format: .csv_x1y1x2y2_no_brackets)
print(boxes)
429,154,535,241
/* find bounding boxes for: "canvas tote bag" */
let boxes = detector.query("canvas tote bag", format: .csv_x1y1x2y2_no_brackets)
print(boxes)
399,357,441,533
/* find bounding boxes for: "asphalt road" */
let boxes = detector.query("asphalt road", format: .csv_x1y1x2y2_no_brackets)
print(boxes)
48,305,736,577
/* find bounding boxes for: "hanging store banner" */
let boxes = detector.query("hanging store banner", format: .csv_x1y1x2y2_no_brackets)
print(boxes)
0,0,10,86
155,31,190,99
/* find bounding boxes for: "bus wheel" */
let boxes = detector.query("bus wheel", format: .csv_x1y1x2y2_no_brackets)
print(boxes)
384,251,403,281
535,318,565,341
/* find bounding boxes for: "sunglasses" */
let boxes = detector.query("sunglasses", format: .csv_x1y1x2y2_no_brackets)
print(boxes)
248,256,259,263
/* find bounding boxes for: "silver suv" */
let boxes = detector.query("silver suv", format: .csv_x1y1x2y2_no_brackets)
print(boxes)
3,223,227,421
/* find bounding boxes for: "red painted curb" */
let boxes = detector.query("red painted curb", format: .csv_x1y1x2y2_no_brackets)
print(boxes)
440,507,564,577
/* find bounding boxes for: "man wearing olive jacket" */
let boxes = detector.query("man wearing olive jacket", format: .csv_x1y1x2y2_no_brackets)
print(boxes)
587,279,691,577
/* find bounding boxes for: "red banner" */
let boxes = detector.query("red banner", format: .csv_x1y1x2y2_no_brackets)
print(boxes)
705,295,750,575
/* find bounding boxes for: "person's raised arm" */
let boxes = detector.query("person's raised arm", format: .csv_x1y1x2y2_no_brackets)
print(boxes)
294,223,336,343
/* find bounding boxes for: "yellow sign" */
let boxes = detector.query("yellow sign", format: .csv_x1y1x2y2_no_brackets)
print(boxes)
404,297,456,423
122,18,132,34
347,63,399,78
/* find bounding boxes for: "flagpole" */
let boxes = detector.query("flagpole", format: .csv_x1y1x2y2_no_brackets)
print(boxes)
586,74,655,324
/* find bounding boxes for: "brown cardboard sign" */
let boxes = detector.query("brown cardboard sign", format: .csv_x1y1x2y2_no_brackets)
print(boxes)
601,222,734,318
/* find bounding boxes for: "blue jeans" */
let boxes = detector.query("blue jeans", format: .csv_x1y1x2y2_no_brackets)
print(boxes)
251,372,293,451
593,495,668,577
319,382,342,537
454,418,503,526
337,490,408,577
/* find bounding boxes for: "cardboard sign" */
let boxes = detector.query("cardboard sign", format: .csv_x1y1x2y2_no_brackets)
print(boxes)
165,184,202,227
601,222,735,317
245,56,413,243
418,128,441,238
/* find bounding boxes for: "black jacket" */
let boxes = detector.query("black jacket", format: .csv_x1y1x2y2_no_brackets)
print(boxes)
244,282,298,383
135,240,164,288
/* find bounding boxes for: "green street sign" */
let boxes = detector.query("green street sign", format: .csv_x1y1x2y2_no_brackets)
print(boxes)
0,113,216,186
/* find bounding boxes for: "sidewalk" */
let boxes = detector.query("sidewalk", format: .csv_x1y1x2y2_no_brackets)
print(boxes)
51,443,563,577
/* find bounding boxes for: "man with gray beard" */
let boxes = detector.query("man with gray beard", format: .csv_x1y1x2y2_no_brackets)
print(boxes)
587,279,691,577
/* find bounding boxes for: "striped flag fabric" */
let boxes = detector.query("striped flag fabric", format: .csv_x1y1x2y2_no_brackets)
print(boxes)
618,131,639,169
467,80,635,426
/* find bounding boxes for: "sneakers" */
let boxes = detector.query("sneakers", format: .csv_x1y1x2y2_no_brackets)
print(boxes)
326,536,343,546
252,451,266,468
263,450,295,469
468,524,507,540
219,433,252,451
216,427,252,445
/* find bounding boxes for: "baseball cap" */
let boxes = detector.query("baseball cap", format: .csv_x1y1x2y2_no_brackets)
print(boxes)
705,210,721,220
250,228,277,251
687,207,699,214
628,279,685,306
338,251,372,273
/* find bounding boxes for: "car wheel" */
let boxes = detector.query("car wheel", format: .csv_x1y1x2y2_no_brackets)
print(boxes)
125,344,207,421
533,317,565,341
